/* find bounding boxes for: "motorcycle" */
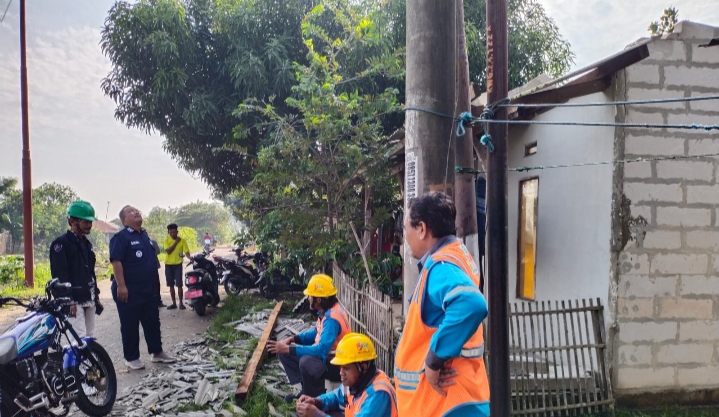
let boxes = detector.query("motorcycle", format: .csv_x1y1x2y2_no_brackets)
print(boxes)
0,279,117,417
214,252,257,296
253,252,307,298
184,249,220,317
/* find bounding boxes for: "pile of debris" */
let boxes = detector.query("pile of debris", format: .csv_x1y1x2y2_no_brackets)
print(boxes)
110,338,251,417
106,305,316,417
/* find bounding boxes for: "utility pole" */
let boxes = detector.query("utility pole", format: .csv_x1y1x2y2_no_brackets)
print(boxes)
20,0,34,287
454,0,480,266
105,201,110,222
403,0,456,314
486,0,510,413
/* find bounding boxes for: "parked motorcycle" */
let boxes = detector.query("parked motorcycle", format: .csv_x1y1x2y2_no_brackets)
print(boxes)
184,249,221,317
0,279,117,417
214,252,257,296
252,252,307,298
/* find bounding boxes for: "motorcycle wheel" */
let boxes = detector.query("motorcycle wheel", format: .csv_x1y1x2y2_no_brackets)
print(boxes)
212,290,220,307
224,277,241,295
73,340,117,417
194,301,207,316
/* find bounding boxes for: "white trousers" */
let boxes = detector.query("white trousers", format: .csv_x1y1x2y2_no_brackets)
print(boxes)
68,305,96,338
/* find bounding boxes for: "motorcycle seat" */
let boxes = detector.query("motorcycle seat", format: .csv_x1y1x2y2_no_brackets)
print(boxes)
0,337,18,365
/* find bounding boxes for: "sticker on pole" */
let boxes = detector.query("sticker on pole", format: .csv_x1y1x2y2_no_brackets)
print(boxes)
406,151,417,201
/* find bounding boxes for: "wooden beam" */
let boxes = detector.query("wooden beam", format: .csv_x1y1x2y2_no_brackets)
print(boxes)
570,43,649,85
235,301,284,402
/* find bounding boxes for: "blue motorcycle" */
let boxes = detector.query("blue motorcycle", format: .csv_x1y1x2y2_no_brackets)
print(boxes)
0,279,117,417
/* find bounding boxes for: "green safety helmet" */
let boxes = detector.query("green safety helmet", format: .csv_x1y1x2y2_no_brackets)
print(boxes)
67,201,98,222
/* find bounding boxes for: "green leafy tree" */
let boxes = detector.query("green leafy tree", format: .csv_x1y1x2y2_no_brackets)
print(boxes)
649,7,678,36
101,0,315,194
0,178,23,253
32,183,79,247
143,202,233,247
0,181,80,255
101,0,573,193
174,201,233,243
143,206,176,248
235,2,402,271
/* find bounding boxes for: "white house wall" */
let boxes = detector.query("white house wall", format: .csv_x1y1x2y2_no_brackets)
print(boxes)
507,91,616,309
611,23,719,394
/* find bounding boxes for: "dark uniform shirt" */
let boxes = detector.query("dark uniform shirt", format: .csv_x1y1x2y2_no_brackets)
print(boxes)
109,227,157,297
49,231,97,304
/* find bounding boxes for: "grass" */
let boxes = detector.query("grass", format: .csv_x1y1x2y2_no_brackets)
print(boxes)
184,292,295,416
0,262,52,299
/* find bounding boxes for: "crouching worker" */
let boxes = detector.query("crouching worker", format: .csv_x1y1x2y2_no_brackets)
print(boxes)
296,333,398,417
267,274,351,402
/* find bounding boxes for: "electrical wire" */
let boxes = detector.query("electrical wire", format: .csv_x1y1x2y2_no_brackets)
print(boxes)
456,152,719,175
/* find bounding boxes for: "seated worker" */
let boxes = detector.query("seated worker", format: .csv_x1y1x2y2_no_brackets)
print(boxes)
267,274,351,401
296,333,398,417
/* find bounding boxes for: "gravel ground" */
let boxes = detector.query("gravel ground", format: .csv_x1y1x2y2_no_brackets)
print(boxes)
0,246,234,414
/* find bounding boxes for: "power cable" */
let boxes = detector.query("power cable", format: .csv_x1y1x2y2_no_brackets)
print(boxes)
498,93,719,108
455,152,719,175
0,0,13,24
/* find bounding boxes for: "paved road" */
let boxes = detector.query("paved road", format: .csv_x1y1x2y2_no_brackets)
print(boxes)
0,246,234,397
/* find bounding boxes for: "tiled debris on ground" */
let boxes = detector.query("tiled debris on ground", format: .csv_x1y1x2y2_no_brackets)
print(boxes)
96,307,315,417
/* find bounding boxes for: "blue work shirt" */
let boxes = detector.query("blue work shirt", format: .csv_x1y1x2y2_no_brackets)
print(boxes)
318,380,393,417
291,310,341,362
110,227,157,298
414,236,490,417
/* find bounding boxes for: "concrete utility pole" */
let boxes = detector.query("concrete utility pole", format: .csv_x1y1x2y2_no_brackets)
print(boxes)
486,0,510,413
454,0,480,267
20,0,34,287
403,0,456,314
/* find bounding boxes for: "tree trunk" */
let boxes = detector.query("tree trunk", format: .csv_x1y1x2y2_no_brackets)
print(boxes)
363,184,372,254
454,0,481,265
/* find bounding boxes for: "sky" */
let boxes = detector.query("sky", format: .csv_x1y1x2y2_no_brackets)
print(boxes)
1,0,719,219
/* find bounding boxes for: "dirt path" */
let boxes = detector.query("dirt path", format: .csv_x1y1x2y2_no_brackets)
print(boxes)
0,246,234,405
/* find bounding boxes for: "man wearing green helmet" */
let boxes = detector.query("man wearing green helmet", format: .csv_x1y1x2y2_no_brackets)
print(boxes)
49,200,103,338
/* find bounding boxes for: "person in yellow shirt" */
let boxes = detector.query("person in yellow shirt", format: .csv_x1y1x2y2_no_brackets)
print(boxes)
163,223,191,310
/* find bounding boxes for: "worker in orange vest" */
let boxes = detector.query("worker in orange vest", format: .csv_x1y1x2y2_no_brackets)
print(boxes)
296,333,398,417
394,191,490,417
268,274,351,402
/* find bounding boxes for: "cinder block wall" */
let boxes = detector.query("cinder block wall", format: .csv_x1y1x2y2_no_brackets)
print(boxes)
613,23,719,393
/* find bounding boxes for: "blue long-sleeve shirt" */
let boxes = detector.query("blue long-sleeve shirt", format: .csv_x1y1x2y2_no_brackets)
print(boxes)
316,383,393,417
416,237,490,417
291,311,341,360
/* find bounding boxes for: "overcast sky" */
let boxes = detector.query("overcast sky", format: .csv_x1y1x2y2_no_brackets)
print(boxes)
1,0,718,218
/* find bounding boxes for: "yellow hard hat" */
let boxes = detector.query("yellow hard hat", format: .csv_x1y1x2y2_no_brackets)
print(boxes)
304,274,338,297
330,333,377,365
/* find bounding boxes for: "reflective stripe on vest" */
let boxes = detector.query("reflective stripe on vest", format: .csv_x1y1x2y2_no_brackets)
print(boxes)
393,240,490,417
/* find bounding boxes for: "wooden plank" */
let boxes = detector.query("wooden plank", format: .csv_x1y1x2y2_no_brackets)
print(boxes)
235,301,284,402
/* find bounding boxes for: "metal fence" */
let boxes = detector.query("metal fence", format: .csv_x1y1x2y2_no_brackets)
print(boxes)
508,298,613,416
333,265,395,376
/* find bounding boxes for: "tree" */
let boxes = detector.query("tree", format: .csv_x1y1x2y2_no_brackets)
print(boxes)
101,0,573,194
32,183,79,247
142,201,234,248
0,181,80,255
101,0,316,194
174,201,233,242
234,2,403,271
649,7,678,36
142,206,176,247
0,177,22,253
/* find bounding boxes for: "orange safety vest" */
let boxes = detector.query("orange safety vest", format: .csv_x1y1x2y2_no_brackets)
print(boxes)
394,240,490,417
345,371,398,417
315,302,352,356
